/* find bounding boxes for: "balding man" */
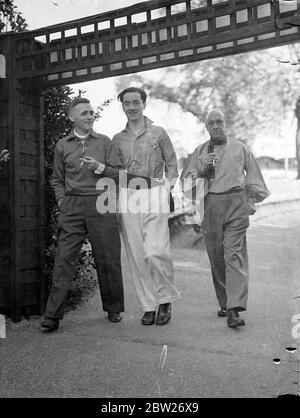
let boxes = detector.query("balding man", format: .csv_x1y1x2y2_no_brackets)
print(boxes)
180,109,269,328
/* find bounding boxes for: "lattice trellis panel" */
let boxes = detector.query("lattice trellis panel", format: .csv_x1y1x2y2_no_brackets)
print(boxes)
11,0,300,87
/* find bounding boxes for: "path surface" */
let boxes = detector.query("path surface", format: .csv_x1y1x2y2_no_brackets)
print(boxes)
0,209,299,398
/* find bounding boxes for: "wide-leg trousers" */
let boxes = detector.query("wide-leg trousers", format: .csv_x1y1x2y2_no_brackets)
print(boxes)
44,195,124,319
201,190,250,312
119,186,180,312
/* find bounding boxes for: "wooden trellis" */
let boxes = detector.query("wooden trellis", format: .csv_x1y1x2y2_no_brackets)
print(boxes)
14,0,300,86
0,0,299,321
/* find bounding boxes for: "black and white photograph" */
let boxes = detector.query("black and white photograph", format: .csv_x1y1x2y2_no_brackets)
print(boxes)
0,0,300,403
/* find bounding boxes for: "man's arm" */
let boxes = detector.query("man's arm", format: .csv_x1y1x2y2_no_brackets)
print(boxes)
243,146,270,203
82,139,160,188
179,145,206,203
102,136,127,182
51,142,65,205
179,143,208,182
180,149,198,182
159,128,178,188
106,137,124,170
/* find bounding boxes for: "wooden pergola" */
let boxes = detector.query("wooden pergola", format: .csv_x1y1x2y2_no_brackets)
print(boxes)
0,0,299,321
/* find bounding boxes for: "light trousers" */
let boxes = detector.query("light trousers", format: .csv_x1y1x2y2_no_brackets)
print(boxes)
119,186,180,311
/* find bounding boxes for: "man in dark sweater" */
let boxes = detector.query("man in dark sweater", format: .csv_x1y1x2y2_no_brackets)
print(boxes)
41,97,153,332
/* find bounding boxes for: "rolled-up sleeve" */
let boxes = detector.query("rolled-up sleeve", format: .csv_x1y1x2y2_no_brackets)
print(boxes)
180,150,198,183
104,137,125,182
51,142,65,202
160,128,178,181
106,137,124,169
244,147,270,203
180,144,207,183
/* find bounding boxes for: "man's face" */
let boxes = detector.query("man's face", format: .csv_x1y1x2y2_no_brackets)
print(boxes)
122,92,146,122
206,111,227,142
69,102,95,133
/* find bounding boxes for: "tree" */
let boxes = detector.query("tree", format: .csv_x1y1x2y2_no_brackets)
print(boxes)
0,0,27,32
117,48,299,151
43,86,73,250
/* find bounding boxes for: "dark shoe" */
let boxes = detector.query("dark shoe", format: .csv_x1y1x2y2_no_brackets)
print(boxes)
227,309,245,328
41,318,59,331
108,312,122,323
217,308,228,317
141,311,156,325
156,303,171,325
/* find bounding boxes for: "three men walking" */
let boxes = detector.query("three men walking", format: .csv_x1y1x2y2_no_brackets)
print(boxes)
42,91,269,332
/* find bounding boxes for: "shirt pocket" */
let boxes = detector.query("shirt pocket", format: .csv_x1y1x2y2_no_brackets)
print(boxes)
150,144,164,177
148,141,163,162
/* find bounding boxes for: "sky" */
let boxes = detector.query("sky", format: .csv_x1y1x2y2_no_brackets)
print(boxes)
16,0,297,159
19,0,143,29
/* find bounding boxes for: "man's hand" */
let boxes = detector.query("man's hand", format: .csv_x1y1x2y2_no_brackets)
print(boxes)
202,153,219,170
0,149,10,162
152,177,164,186
80,156,105,172
189,170,199,179
163,177,177,191
169,177,177,190
247,197,256,216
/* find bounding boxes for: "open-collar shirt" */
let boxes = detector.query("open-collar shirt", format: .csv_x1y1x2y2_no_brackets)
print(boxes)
180,138,270,203
107,116,178,181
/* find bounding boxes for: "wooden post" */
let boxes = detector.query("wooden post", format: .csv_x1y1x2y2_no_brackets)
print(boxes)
0,35,11,317
8,34,22,322
0,34,44,321
38,94,46,315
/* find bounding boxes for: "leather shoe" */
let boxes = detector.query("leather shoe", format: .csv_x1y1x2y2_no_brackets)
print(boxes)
156,303,171,325
227,309,245,328
217,308,228,317
108,312,122,322
41,318,59,331
141,311,156,325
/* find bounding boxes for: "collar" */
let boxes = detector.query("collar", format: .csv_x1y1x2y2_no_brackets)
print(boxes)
65,129,98,141
210,137,228,146
123,116,153,134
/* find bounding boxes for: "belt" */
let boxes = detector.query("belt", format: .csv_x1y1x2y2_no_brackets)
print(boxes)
208,188,244,195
